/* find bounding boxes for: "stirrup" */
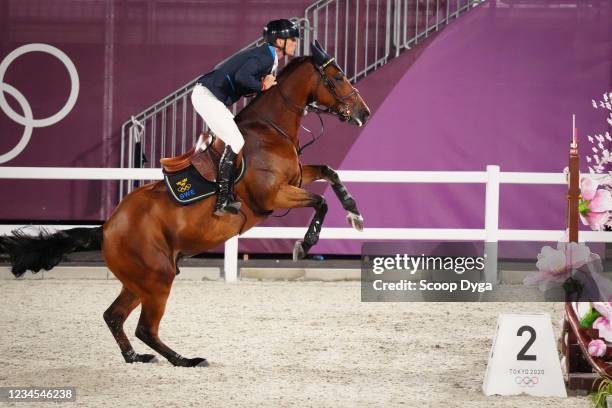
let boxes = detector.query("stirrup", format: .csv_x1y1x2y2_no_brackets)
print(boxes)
214,194,241,215
214,182,241,216
214,200,241,216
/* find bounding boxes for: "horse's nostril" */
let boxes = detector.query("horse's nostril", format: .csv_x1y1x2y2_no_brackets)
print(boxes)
361,109,370,123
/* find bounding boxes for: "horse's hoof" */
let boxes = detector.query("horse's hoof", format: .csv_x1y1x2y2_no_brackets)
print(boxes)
293,241,305,261
189,357,209,367
138,354,159,363
125,353,158,364
346,212,364,231
170,356,208,367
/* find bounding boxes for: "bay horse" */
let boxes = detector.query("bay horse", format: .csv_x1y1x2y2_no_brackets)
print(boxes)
1,41,370,367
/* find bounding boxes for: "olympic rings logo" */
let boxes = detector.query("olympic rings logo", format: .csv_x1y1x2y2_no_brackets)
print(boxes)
514,376,539,387
176,178,192,193
0,43,79,164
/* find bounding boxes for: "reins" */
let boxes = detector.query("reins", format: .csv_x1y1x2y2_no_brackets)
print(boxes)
248,59,359,156
245,58,359,219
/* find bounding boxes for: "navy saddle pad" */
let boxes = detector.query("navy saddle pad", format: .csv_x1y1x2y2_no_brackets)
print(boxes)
163,160,246,206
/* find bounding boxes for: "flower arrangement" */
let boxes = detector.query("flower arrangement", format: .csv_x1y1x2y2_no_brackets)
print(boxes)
583,91,612,231
525,92,612,293
523,241,600,291
523,238,612,307
573,302,612,358
579,174,612,231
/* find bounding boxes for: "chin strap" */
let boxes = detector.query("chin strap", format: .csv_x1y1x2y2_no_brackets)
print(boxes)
273,38,287,56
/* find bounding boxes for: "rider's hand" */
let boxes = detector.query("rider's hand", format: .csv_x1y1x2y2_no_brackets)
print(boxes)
262,74,277,91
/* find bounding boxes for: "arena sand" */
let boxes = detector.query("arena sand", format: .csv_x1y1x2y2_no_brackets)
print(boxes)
0,280,591,407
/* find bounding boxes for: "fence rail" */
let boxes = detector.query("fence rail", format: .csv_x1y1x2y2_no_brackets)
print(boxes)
1,166,609,282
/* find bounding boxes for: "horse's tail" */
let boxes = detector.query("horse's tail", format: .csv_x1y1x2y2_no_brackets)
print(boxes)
0,227,103,278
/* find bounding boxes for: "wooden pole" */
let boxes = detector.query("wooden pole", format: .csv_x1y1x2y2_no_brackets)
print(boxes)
567,115,580,243
564,115,583,390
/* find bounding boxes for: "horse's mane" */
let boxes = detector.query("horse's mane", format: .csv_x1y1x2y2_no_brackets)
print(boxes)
235,56,313,120
276,56,311,80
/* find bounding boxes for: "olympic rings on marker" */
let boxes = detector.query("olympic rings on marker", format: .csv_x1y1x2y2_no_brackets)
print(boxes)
514,376,539,387
0,43,79,163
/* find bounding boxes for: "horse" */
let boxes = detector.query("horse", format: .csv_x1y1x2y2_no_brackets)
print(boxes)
1,41,370,367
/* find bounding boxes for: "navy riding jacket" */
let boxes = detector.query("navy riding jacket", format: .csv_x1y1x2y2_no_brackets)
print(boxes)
197,44,276,106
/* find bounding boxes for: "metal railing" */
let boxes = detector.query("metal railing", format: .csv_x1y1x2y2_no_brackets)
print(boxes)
393,0,483,54
119,0,482,199
304,0,393,82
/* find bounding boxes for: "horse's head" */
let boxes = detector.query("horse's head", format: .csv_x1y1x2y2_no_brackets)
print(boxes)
308,41,371,127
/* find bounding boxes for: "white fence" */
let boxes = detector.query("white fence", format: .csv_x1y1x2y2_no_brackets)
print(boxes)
1,166,610,283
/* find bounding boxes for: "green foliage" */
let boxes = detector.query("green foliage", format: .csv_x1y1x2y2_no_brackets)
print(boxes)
579,200,590,216
591,376,612,408
581,308,602,329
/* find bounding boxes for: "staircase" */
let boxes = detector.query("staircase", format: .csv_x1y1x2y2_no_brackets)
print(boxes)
119,0,483,198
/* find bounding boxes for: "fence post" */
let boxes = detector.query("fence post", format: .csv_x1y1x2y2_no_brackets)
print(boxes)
484,165,500,284
567,126,580,243
224,236,239,282
392,0,399,57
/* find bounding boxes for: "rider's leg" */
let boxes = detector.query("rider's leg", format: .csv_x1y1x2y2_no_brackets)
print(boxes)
214,145,241,215
191,84,244,215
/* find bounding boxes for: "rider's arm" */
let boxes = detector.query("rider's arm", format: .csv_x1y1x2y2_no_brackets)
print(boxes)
235,58,266,93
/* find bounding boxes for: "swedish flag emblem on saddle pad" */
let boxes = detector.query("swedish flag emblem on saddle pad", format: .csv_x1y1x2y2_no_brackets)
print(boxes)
163,161,245,206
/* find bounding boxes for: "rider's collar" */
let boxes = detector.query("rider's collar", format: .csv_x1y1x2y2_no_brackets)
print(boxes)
267,44,277,59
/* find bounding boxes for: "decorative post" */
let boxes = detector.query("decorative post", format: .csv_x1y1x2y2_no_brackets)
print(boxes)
567,115,580,243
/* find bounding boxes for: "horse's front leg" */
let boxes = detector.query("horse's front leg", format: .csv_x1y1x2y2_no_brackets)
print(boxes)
272,185,327,261
301,165,363,231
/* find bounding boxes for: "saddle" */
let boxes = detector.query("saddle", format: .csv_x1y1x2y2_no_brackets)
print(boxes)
161,132,222,181
160,132,245,205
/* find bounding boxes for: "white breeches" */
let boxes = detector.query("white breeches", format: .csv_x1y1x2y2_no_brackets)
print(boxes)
191,84,244,153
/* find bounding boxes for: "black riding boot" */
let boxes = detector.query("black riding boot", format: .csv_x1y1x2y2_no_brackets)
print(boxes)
214,146,241,216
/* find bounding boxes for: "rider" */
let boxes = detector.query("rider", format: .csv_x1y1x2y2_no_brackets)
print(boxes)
192,19,300,216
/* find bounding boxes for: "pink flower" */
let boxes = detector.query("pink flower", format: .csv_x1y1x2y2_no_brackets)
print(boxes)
579,175,612,231
589,189,612,212
524,242,593,290
581,211,610,231
593,302,612,319
594,316,612,342
581,176,600,201
588,339,606,357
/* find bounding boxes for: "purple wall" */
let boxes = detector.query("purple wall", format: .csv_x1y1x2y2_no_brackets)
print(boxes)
0,0,312,220
243,0,612,254
1,1,611,256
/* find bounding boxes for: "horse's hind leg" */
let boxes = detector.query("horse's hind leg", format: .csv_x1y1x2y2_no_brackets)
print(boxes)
135,283,209,368
301,165,363,231
103,287,157,364
272,185,328,260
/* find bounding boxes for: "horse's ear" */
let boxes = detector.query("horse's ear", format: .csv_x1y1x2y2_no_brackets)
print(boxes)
310,40,333,67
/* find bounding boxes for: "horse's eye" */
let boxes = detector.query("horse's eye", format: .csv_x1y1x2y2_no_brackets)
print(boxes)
334,74,344,81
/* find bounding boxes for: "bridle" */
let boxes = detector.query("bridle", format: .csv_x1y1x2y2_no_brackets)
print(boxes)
310,58,360,122
250,57,361,155
276,58,360,122
252,57,360,218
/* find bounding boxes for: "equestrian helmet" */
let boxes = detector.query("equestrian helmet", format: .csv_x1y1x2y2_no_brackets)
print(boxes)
263,19,300,43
